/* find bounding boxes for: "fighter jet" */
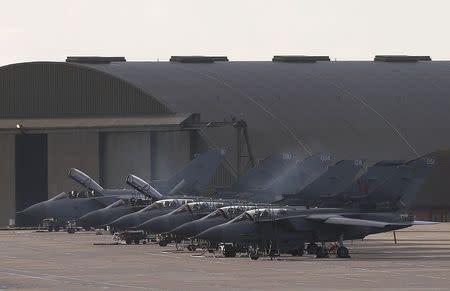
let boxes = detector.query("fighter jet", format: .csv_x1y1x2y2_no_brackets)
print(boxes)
135,200,233,245
168,154,336,241
18,149,225,227
170,205,257,242
128,154,329,235
16,169,140,227
196,155,435,259
108,152,299,230
77,149,225,229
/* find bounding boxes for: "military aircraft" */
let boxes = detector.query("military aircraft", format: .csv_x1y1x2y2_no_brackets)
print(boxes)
76,149,225,229
16,169,140,227
18,149,224,227
136,200,233,245
168,154,344,241
196,155,436,259
137,156,361,246
107,152,302,230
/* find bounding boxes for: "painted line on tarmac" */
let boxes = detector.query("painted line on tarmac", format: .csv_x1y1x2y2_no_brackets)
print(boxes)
0,268,155,290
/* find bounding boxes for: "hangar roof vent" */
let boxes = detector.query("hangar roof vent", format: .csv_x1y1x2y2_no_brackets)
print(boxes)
170,56,229,63
374,55,431,62
272,55,330,63
66,56,127,64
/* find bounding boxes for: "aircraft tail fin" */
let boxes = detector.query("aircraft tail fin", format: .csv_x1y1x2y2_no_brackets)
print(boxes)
279,159,366,205
163,148,225,195
68,168,104,193
229,152,297,193
266,153,332,195
340,160,406,201
393,153,436,211
126,174,164,200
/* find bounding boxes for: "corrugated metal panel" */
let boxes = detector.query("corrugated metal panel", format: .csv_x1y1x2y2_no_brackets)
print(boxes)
0,62,172,118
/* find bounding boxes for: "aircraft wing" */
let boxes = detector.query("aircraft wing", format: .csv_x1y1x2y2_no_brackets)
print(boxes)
306,215,390,228
305,214,439,228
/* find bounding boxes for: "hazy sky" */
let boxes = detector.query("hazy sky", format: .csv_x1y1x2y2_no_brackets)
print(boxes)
1,0,449,65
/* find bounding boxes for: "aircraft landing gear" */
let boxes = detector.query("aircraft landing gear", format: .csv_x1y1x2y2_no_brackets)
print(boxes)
187,244,197,251
306,242,318,255
248,245,260,260
158,240,168,247
316,243,329,258
223,244,237,257
336,234,350,258
336,246,349,258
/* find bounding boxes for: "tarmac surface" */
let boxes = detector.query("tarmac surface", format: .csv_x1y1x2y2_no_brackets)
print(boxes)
1,224,450,290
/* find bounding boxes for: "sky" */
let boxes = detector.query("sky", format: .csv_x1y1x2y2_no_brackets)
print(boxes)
1,0,449,66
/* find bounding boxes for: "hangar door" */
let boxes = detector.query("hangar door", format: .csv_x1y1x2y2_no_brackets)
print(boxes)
15,134,48,211
100,132,151,188
151,131,190,181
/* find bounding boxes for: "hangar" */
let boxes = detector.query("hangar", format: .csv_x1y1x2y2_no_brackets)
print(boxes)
1,55,450,226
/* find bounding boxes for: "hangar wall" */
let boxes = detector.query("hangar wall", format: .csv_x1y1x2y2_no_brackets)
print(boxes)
0,135,15,227
100,132,152,188
47,131,100,197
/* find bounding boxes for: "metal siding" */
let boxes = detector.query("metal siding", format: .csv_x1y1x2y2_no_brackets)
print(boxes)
0,134,15,226
100,132,152,188
47,131,100,198
0,62,172,118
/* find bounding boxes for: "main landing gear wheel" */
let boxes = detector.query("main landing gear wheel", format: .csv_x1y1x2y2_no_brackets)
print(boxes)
187,245,197,251
336,246,350,258
316,246,329,258
306,243,318,255
249,250,260,260
158,240,168,247
223,245,237,258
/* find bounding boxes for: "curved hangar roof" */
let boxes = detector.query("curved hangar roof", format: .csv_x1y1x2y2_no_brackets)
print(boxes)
2,56,450,162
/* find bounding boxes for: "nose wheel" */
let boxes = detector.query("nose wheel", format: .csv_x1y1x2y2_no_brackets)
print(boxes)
315,244,329,258
306,243,318,255
336,246,350,258
336,234,350,258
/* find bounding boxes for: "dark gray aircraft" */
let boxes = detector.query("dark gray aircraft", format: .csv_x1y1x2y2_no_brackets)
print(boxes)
131,154,332,235
135,200,233,241
106,184,194,231
18,149,224,227
76,149,225,229
16,169,139,226
170,205,257,241
170,159,407,242
196,155,436,259
108,152,300,230
168,154,337,240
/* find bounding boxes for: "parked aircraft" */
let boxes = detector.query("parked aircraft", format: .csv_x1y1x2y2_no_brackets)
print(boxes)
196,155,435,259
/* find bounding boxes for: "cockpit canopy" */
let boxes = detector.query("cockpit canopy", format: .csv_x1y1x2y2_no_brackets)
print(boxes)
233,207,294,222
143,199,191,212
205,206,252,220
172,201,230,215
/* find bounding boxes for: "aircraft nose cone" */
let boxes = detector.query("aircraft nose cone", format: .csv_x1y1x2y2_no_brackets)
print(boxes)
196,225,223,243
109,215,135,230
138,216,168,234
171,222,198,239
21,203,46,219
16,203,47,226
77,212,98,228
